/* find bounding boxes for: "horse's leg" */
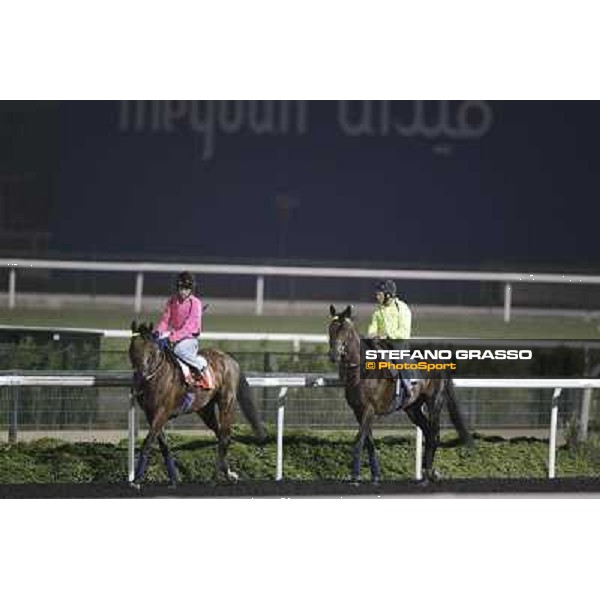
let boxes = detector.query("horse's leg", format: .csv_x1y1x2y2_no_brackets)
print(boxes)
407,395,443,482
132,406,153,486
351,429,364,484
157,430,178,488
215,395,238,483
423,392,445,481
132,407,169,487
199,395,238,483
198,396,221,480
351,405,374,484
365,430,381,484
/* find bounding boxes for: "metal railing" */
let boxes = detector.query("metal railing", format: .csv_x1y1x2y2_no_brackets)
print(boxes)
4,257,600,321
2,371,600,481
3,329,600,439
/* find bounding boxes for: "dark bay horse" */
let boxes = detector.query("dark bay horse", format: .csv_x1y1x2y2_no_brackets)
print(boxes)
129,321,267,488
328,305,472,483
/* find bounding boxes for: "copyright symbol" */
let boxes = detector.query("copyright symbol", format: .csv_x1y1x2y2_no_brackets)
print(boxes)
366,362,375,370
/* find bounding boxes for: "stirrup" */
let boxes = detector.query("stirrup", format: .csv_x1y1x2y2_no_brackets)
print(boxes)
196,366,215,390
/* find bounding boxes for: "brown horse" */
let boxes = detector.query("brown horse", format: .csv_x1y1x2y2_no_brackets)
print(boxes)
129,321,267,488
328,305,472,483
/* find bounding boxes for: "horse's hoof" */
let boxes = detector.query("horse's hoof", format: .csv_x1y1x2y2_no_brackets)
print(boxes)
424,469,442,482
347,476,361,486
168,482,178,490
371,477,381,486
227,470,239,484
130,481,141,491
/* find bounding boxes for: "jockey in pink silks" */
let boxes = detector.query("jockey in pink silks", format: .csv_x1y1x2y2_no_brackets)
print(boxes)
154,271,214,389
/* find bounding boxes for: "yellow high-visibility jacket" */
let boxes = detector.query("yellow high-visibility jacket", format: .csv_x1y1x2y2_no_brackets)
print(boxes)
367,297,412,340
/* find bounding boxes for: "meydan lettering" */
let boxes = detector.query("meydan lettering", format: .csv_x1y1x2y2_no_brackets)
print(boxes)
338,100,493,139
119,100,309,160
118,100,494,161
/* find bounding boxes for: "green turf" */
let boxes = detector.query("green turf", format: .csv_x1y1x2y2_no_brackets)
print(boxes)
1,430,599,483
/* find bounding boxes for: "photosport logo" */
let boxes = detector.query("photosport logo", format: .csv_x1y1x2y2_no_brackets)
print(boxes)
117,100,494,161
360,340,597,379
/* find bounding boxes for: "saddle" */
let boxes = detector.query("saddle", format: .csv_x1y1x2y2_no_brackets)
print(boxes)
176,358,215,390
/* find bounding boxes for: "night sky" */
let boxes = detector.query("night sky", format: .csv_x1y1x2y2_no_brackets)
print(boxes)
25,101,600,269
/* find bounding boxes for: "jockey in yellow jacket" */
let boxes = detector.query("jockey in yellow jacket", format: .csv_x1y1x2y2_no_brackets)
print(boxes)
367,279,412,409
367,280,412,340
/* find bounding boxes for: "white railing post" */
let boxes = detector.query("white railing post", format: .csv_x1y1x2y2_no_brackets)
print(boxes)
134,272,144,314
548,387,562,479
415,426,423,480
128,391,136,482
292,337,301,363
579,388,592,442
256,275,264,316
276,386,288,481
503,282,512,323
8,268,16,309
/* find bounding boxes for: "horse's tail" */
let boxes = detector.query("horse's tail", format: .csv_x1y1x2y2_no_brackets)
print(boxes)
237,372,268,443
444,374,473,446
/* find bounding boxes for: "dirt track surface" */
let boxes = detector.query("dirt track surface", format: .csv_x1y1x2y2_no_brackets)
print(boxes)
2,478,600,498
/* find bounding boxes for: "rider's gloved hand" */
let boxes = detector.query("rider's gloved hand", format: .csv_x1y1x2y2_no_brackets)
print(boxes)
153,331,171,350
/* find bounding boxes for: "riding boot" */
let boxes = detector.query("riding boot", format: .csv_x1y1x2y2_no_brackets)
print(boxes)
195,366,215,390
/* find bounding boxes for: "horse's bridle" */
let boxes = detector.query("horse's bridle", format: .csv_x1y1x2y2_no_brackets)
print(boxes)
333,338,347,360
330,321,359,370
141,352,166,381
132,333,167,382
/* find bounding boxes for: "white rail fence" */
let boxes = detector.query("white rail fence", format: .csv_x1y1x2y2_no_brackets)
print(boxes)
4,325,599,436
2,373,599,481
4,258,600,322
5,324,600,350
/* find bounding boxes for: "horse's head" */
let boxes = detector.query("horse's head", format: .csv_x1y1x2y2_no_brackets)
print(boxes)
129,320,162,379
328,305,359,364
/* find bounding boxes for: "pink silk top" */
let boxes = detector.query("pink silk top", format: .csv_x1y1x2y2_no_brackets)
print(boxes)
155,294,202,343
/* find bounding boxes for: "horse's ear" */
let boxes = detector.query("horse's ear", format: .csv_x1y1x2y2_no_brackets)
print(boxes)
343,305,353,319
131,320,137,332
329,305,336,317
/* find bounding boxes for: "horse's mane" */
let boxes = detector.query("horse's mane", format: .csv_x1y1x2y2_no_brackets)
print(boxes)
132,321,154,338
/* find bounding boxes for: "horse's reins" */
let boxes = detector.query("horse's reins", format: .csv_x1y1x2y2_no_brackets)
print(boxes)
142,352,166,381
132,333,167,381
331,318,360,372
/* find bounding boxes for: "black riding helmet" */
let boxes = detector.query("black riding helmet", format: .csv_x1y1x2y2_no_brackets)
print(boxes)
176,271,195,291
375,279,396,297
